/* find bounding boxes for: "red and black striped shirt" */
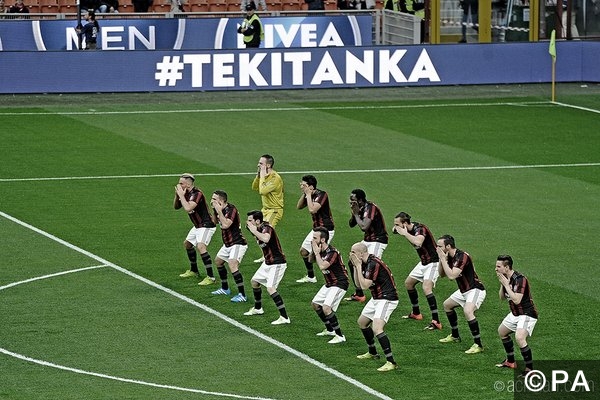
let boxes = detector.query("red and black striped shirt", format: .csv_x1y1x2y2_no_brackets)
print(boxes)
319,245,349,290
216,203,247,247
362,255,398,300
309,189,335,231
504,271,538,319
409,222,439,264
448,249,485,293
349,201,388,244
254,223,286,265
186,187,216,229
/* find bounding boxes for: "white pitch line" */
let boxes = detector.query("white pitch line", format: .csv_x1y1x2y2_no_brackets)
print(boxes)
0,265,108,291
0,211,393,400
0,347,277,400
552,101,600,114
0,101,554,116
1,162,599,183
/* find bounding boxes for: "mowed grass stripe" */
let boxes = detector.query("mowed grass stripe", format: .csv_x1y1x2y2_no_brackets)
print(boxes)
0,211,392,400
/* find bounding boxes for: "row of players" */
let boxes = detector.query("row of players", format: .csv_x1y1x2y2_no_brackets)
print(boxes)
174,169,538,373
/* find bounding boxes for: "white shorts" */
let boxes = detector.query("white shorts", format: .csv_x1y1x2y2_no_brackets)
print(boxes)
361,298,399,323
362,241,387,258
409,261,440,284
185,227,216,247
449,288,486,310
216,244,248,263
251,262,287,289
501,313,538,337
311,285,346,312
301,229,335,253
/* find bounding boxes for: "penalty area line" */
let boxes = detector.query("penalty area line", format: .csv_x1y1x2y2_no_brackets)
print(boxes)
0,210,393,400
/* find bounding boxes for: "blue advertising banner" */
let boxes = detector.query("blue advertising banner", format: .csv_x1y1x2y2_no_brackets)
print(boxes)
0,42,597,94
0,15,372,51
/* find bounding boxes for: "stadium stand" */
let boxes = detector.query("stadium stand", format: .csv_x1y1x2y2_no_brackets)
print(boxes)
11,0,359,13
226,0,240,11
281,0,301,11
189,0,209,11
57,0,75,14
39,0,60,13
207,0,227,11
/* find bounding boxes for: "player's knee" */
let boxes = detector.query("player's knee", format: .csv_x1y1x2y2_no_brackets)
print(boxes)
422,280,433,294
515,330,528,347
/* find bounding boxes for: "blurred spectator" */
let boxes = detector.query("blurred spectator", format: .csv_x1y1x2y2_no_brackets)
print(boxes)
8,0,29,13
80,0,101,12
561,0,580,38
459,0,478,43
384,0,397,10
98,0,119,12
241,0,267,11
133,0,152,11
305,0,324,10
0,0,9,14
167,0,186,12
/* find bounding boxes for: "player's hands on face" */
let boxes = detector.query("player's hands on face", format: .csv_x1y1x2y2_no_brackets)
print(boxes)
211,199,222,210
259,164,268,175
497,272,509,285
436,246,446,258
300,182,310,195
349,252,359,266
311,238,320,253
394,223,407,236
350,200,359,213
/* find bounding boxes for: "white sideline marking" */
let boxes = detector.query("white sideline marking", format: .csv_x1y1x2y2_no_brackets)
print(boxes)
0,162,599,183
0,101,554,116
0,348,275,400
552,101,600,114
0,211,393,400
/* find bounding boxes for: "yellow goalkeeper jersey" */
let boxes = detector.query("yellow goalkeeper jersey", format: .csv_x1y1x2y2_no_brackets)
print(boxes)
252,171,284,210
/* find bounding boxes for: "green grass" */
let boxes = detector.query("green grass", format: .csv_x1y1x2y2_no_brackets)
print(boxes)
1,84,600,400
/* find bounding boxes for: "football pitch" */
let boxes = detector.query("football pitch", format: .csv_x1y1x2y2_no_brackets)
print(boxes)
1,84,599,400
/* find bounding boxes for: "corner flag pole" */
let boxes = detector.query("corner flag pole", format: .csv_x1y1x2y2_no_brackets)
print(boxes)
549,29,556,102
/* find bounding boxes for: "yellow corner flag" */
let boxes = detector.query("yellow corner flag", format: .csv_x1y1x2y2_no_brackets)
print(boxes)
549,29,556,60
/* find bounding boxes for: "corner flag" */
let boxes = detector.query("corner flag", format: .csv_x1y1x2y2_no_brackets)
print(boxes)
549,29,556,60
549,29,556,102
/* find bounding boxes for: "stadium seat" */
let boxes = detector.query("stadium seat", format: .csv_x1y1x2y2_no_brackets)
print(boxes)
57,0,76,13
208,0,227,12
39,0,59,13
265,0,282,11
119,0,134,12
190,1,209,11
324,0,337,9
281,0,301,11
27,3,41,13
226,0,240,11
151,3,168,12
